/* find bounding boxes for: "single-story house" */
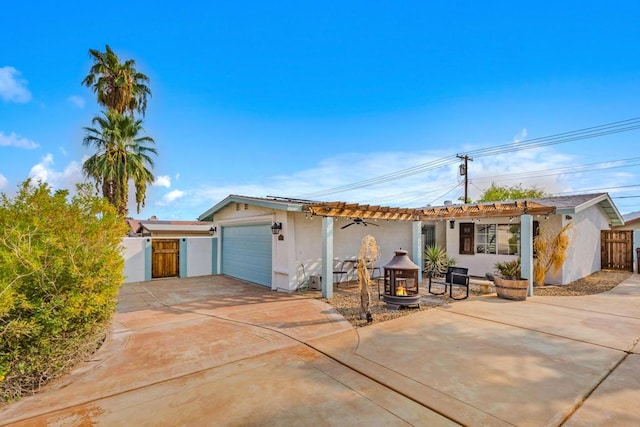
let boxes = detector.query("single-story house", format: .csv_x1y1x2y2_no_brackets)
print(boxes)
196,192,625,297
421,193,625,285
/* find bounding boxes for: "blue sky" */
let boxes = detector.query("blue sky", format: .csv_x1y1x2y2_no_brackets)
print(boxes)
2,1,640,219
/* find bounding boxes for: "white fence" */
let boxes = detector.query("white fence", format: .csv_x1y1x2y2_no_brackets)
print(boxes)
121,237,217,283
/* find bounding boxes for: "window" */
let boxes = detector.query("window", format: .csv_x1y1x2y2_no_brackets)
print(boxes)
476,223,520,255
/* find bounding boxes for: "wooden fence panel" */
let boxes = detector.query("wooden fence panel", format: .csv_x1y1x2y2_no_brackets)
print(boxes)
152,239,180,278
601,230,633,271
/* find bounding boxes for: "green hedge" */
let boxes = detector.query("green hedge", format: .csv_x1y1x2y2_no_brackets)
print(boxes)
0,181,127,401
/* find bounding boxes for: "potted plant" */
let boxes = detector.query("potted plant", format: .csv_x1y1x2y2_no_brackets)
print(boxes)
493,258,529,301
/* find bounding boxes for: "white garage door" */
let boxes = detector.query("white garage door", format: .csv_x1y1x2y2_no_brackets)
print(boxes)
221,224,272,287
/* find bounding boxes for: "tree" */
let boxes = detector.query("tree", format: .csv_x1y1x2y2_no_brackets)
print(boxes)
477,182,546,202
0,180,127,401
82,45,151,117
83,110,157,215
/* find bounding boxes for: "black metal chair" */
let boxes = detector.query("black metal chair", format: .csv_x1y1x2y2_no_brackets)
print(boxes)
428,266,470,300
333,259,349,287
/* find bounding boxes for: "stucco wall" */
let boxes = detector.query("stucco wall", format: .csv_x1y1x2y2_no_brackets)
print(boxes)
186,237,213,277
561,205,611,284
122,236,216,283
444,217,542,278
290,214,414,291
122,237,146,283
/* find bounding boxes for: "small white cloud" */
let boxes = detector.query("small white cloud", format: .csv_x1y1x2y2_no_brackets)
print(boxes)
153,175,171,188
512,128,528,144
0,66,32,103
163,189,184,203
59,146,67,156
67,95,85,108
28,154,83,191
175,173,180,181
0,173,8,190
0,131,39,149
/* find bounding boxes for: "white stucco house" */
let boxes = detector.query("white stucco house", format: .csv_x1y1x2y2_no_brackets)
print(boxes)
194,192,625,297
423,193,625,285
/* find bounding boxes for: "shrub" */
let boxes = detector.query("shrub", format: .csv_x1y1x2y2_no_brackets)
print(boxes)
494,258,522,279
0,180,127,402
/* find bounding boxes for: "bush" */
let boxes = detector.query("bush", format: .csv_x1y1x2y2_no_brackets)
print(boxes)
0,180,127,402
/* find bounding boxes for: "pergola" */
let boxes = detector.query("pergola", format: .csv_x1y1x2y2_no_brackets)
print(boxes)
303,200,556,298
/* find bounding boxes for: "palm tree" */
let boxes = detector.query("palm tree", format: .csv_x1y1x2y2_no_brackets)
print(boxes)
83,110,157,215
82,45,151,117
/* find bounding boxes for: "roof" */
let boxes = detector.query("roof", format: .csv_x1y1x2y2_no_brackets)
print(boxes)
198,195,315,221
526,193,623,226
127,218,213,234
198,193,624,225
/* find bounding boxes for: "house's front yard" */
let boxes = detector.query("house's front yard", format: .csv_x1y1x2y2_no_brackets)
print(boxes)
321,270,634,328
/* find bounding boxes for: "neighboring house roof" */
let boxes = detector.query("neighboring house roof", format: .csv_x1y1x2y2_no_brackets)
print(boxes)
624,211,640,221
127,218,213,235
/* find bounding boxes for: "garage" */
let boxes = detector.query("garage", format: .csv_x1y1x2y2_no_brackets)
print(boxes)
221,224,272,287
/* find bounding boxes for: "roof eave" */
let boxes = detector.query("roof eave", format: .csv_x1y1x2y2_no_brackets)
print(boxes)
198,195,305,221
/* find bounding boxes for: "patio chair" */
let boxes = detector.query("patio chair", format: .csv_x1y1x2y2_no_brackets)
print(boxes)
428,266,470,300
333,259,349,286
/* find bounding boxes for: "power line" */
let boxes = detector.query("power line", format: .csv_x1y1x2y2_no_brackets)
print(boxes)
297,116,640,199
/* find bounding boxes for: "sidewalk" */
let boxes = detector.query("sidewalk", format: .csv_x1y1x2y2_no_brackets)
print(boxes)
1,274,639,426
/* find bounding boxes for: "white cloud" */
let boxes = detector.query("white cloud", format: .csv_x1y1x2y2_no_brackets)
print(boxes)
512,128,528,143
0,67,32,103
0,131,39,149
28,154,84,191
67,95,85,108
153,175,171,188
175,173,180,181
157,189,185,206
0,173,8,191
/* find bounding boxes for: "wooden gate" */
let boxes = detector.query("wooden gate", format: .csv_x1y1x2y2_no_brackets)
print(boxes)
601,230,634,271
152,239,180,278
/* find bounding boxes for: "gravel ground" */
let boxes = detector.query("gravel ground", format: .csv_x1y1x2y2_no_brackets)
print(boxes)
314,270,634,328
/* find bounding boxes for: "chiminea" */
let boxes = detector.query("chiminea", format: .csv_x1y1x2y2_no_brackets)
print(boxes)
382,250,420,310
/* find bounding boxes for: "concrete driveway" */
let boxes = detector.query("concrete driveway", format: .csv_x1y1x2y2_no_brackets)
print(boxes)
2,274,640,426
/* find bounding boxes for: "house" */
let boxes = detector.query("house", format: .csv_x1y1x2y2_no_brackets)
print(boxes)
197,195,424,298
421,193,625,285
196,192,624,297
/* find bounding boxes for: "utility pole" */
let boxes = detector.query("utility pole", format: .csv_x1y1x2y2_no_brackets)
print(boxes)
456,154,473,203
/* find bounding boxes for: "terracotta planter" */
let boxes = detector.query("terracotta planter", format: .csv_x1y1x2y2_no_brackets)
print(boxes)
494,276,529,301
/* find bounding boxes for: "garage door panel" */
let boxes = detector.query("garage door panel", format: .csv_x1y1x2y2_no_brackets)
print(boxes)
222,224,272,287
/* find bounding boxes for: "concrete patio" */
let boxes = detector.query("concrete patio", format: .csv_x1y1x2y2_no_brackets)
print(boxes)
1,273,639,426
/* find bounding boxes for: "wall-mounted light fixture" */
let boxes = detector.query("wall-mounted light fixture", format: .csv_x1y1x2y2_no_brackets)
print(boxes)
449,220,455,229
271,222,283,235
209,226,217,236
565,215,573,220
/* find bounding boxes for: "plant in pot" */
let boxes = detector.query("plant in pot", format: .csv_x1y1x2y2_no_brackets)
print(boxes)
493,258,529,301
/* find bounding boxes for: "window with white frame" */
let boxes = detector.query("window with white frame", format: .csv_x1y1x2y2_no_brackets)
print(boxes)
476,224,520,255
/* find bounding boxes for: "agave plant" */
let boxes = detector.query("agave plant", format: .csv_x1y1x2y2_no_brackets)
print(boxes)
423,245,449,279
494,258,522,280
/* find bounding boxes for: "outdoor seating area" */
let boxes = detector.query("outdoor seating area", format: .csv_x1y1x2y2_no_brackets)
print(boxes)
427,266,470,300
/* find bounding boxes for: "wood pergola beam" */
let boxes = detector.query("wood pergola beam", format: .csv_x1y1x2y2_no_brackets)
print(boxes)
304,201,556,221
